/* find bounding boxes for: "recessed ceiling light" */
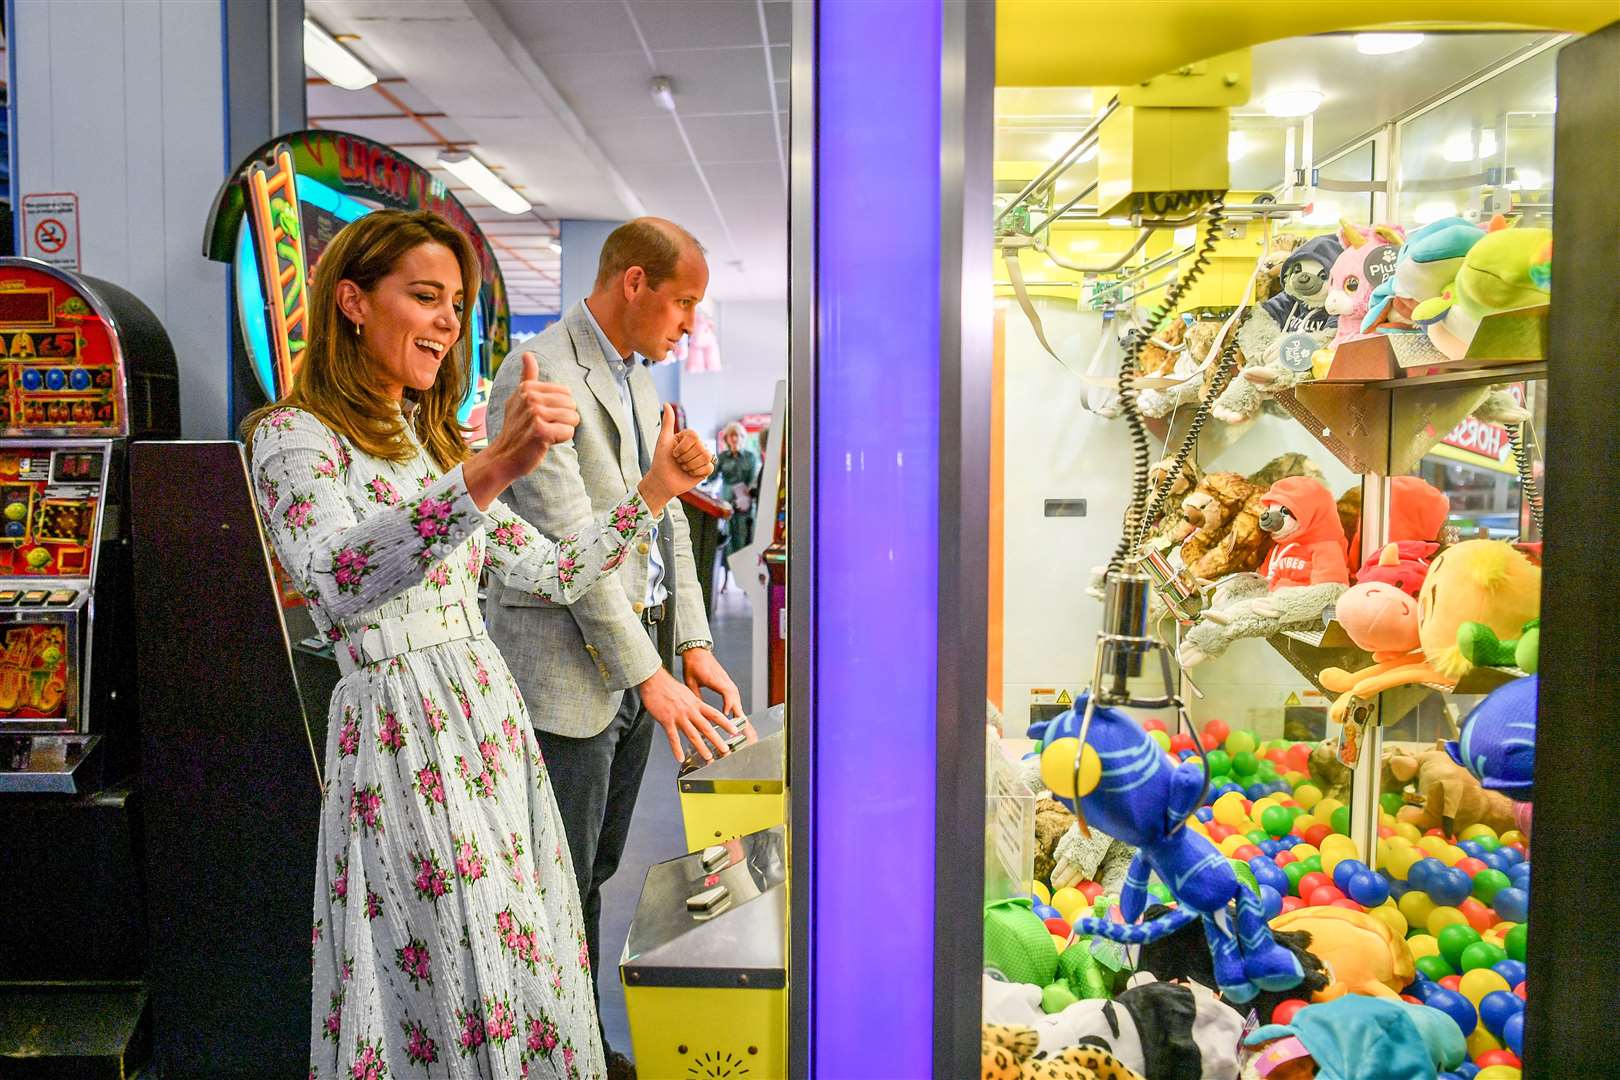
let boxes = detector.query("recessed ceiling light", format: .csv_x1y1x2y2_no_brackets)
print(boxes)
1265,90,1324,118
1414,200,1457,225
1227,131,1248,161
1354,33,1424,55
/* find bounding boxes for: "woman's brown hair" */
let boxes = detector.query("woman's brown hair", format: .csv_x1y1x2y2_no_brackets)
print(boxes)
242,209,480,471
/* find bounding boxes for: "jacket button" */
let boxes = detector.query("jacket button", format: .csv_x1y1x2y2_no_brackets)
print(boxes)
632,601,644,614
638,542,650,556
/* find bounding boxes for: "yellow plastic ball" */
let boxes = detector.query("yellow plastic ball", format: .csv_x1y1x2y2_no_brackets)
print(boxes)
1293,783,1323,810
1380,811,1398,827
1399,891,1437,928
1492,921,1519,937
1283,770,1308,788
1436,844,1466,867
1428,906,1468,936
1500,830,1526,847
1482,931,1506,948
1219,835,1249,858
1395,823,1423,844
1406,934,1441,961
1385,846,1420,882
1213,791,1249,828
1418,835,1452,857
1050,887,1088,924
1315,797,1345,821
1459,968,1511,1006
1187,817,1209,836
1290,843,1319,863
1460,823,1499,843
1467,1026,1504,1059
1051,932,1069,954
1367,902,1408,939
1320,834,1357,876
1475,1067,1522,1080
1042,738,1102,798
1030,881,1051,906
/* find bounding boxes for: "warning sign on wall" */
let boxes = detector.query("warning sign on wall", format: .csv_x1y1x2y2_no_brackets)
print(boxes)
22,193,80,272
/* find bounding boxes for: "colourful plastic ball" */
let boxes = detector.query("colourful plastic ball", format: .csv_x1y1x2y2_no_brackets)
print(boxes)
1231,750,1259,777
1491,887,1529,924
1491,959,1526,987
1502,1011,1525,1057
1458,898,1497,934
1299,856,1323,875
1147,882,1173,904
1030,881,1052,906
1149,729,1172,751
1407,934,1441,961
1347,870,1391,908
1332,858,1369,891
1459,967,1510,1005
1284,862,1310,895
1461,941,1508,974
1504,922,1528,963
1309,884,1347,907
1455,857,1489,878
1043,916,1071,937
1439,924,1484,969
1381,792,1407,816
1474,1047,1521,1068
1232,844,1264,863
1467,1026,1504,1060
1168,733,1194,755
1279,895,1306,915
1262,806,1294,839
1330,806,1351,836
1050,888,1088,923
1474,1069,1520,1080
1478,990,1524,1038
1429,906,1469,936
1366,900,1407,939
1425,987,1477,1035
1033,903,1061,921
1204,749,1232,777
1259,883,1284,919
1416,954,1455,982
1298,871,1332,898
1142,718,1167,734
1271,998,1309,1026
1399,891,1438,929
1304,824,1333,848
1472,868,1511,904
1202,719,1231,747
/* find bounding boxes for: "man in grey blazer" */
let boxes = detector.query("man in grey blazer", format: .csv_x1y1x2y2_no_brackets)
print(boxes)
485,218,742,1071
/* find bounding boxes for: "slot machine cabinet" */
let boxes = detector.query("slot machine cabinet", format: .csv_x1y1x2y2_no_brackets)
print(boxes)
0,260,179,794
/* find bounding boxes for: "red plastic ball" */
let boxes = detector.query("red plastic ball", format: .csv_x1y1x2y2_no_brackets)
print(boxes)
1078,881,1103,903
1440,975,1463,991
1458,899,1496,933
1400,994,1423,1005
1203,719,1231,746
1456,857,1488,877
1426,828,1447,838
1274,851,1297,867
1308,884,1347,907
1476,1051,1521,1069
1271,999,1309,1025
1232,845,1264,862
1280,895,1306,915
1330,898,1365,912
1378,825,1395,838
1044,916,1071,937
1143,718,1167,733
1291,817,1314,839
1298,872,1332,897
1514,982,1527,999
1305,824,1333,847
1286,745,1312,772
1264,748,1288,765
1207,824,1235,843
1169,733,1194,754
1507,842,1529,856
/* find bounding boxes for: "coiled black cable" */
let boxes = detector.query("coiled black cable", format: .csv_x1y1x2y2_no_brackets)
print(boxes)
1107,197,1227,575
1509,422,1544,535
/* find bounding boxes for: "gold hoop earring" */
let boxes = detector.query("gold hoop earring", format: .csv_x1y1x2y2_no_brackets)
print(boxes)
354,321,362,336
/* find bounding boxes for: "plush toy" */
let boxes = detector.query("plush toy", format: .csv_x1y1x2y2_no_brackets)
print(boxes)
1307,742,1354,804
1445,674,1537,801
1267,907,1414,1001
1247,452,1326,491
1318,540,1541,724
1049,822,1137,897
1133,903,1329,1023
1361,216,1487,335
1178,478,1349,667
1257,233,1306,303
1176,471,1270,581
1412,223,1552,360
1031,977,1246,1079
1138,317,1246,419
1457,617,1539,673
1035,797,1078,886
1135,317,1188,380
1213,234,1344,423
1143,456,1201,551
1033,698,1305,1003
982,1023,1150,1080
1242,996,1467,1080
1344,475,1450,582
1385,742,1520,837
1323,221,1404,348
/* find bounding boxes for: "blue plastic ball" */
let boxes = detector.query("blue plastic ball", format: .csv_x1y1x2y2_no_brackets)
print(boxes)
1347,869,1391,908
1408,858,1441,891
1503,1010,1525,1057
1479,989,1524,1038
1245,782,1270,800
1407,974,1437,1001
1332,858,1369,891
1424,988,1477,1036
1455,1065,1480,1080
1427,867,1473,907
1260,840,1281,857
1492,886,1530,923
1259,883,1283,919
1439,1073,1464,1080
1495,846,1525,868
1388,878,1412,901
1492,958,1527,987
1509,863,1532,888
1249,855,1290,896
1195,807,1214,823
1459,840,1484,857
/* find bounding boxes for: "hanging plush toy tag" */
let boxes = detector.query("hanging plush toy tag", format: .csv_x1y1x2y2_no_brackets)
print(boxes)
1278,332,1318,372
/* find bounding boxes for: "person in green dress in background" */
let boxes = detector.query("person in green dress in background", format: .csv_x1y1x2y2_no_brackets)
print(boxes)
716,422,762,559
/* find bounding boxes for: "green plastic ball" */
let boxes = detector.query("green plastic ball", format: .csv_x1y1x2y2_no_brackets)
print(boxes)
1299,856,1322,875
1438,924,1483,969
1149,729,1172,751
1226,730,1259,756
1232,751,1259,777
1381,792,1407,817
1247,830,1270,846
1262,806,1294,839
1284,862,1310,895
1475,836,1501,853
1416,954,1454,981
1472,868,1511,905
1204,750,1232,777
1506,923,1528,962
1147,882,1173,904
1460,941,1508,973
1331,806,1351,836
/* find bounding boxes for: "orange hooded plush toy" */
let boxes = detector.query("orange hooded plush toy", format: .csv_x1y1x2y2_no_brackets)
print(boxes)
1259,477,1350,590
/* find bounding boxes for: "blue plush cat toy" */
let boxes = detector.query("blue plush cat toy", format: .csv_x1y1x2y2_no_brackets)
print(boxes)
1445,674,1537,800
1032,695,1304,1003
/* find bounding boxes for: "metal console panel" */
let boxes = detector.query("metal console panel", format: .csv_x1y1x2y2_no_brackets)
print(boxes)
677,705,785,852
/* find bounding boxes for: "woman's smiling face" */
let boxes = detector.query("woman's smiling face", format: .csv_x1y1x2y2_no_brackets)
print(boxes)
345,241,464,399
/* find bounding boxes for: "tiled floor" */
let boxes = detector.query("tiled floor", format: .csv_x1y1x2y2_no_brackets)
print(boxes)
597,576,756,1058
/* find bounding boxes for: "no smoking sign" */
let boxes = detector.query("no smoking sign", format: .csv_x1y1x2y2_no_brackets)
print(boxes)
22,193,80,271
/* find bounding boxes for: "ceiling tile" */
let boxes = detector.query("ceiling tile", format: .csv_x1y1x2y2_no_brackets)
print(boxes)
492,0,640,56
649,48,773,116
761,1,790,45
704,161,786,203
614,159,711,203
625,0,760,52
680,113,779,163
591,115,689,166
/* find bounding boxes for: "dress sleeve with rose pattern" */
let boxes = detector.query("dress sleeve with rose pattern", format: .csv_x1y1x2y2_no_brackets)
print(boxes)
250,407,653,620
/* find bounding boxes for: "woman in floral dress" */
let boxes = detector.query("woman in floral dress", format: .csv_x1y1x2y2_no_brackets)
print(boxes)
246,210,713,1080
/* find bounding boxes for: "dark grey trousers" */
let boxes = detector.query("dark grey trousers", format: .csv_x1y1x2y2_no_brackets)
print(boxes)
535,660,657,1034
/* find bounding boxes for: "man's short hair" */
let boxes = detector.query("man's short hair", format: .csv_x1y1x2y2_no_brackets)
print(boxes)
594,218,704,290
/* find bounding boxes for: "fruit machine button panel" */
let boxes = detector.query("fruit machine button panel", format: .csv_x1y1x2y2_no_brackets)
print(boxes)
0,447,105,580
0,269,125,437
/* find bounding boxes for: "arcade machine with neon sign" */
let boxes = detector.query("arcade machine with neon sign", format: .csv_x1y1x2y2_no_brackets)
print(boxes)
0,258,180,1073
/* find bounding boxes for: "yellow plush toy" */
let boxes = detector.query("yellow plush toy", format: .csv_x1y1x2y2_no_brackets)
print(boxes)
1268,906,1416,1001
982,1024,1149,1080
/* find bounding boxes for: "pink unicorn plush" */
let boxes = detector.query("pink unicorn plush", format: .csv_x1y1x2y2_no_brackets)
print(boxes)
1325,220,1405,347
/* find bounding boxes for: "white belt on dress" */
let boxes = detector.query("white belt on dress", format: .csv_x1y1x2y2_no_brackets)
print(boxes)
334,598,480,676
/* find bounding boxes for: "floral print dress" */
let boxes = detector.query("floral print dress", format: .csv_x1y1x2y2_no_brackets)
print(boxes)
252,407,652,1080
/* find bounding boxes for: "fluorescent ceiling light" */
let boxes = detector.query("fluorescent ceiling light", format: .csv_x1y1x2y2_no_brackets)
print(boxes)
303,19,376,91
1227,131,1249,161
547,238,562,254
1414,200,1457,226
1302,201,1340,225
437,151,532,214
1265,90,1324,118
1355,33,1424,55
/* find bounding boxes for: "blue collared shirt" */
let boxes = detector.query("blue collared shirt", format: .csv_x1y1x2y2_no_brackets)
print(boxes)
581,301,667,608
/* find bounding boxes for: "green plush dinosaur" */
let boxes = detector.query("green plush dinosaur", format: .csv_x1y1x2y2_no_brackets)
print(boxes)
1457,617,1539,674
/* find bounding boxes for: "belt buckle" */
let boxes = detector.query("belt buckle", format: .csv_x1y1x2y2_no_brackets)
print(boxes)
642,603,664,625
